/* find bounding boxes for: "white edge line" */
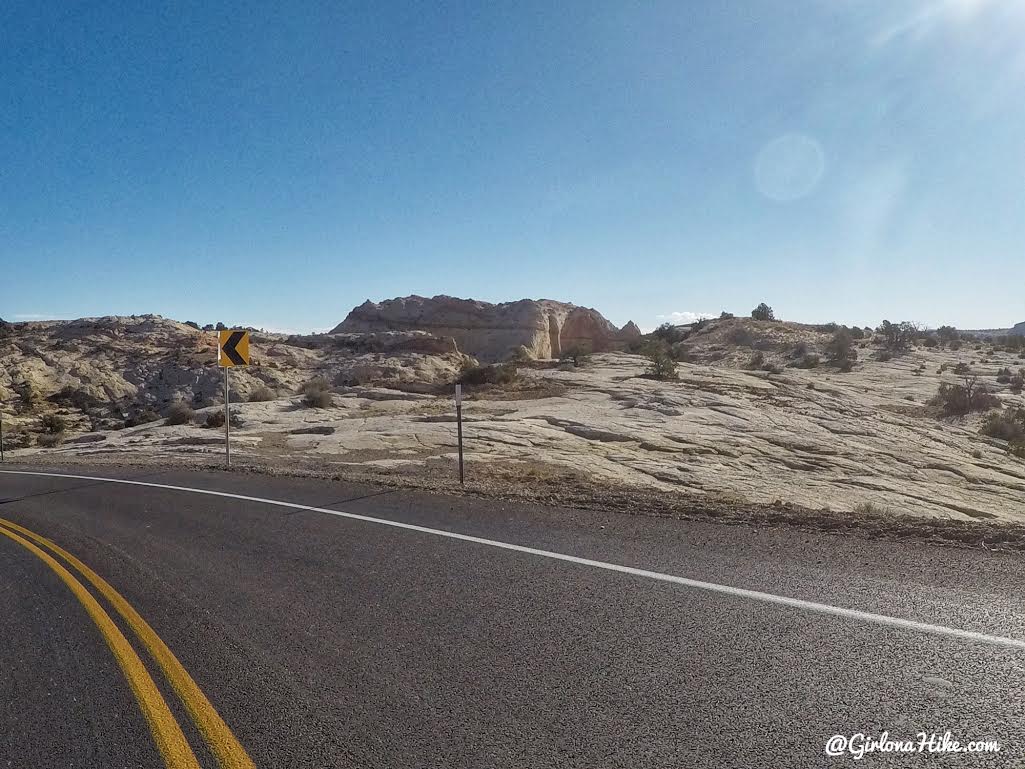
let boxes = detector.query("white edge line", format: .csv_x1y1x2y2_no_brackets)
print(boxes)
2,468,1024,652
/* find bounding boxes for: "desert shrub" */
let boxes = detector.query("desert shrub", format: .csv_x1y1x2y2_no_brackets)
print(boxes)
645,349,679,380
40,413,67,434
849,327,865,340
794,353,820,369
726,327,755,347
877,320,918,352
981,410,1025,449
249,385,276,402
459,362,519,386
876,350,893,362
17,382,39,412
652,322,687,345
825,329,857,369
814,322,839,334
670,344,693,363
125,408,160,427
560,344,592,367
184,321,200,330
4,431,33,449
299,376,330,395
933,376,1001,416
953,362,971,375
205,410,225,428
836,359,855,373
762,362,783,374
719,311,734,320
996,367,1012,384
745,351,766,370
303,389,334,408
922,336,938,348
37,432,64,448
751,303,775,321
936,325,959,343
1010,372,1025,393
972,449,983,459
165,402,194,426
949,340,962,351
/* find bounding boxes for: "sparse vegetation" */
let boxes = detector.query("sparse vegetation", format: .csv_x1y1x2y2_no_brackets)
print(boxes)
165,402,194,425
40,413,67,434
249,385,276,402
560,344,592,368
825,329,857,371
652,322,687,345
37,432,64,448
299,377,334,408
645,348,679,381
459,363,519,387
877,320,917,352
932,376,1001,417
980,409,1025,456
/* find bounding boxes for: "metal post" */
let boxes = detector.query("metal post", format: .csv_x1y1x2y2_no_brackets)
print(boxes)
0,409,5,463
455,384,464,485
224,366,230,468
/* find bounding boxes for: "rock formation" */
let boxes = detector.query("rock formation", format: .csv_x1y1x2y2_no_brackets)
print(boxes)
1012,321,1025,336
332,295,638,361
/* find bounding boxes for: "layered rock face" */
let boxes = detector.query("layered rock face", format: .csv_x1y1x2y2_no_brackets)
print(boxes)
333,295,636,361
1012,321,1025,336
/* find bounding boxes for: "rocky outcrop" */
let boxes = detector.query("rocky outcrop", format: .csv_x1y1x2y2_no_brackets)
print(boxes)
333,295,638,361
1012,321,1025,336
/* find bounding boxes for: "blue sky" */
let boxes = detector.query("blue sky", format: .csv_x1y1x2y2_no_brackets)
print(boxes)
2,0,1023,333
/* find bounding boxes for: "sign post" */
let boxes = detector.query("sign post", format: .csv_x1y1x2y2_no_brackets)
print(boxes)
455,384,464,485
218,330,251,468
0,408,5,463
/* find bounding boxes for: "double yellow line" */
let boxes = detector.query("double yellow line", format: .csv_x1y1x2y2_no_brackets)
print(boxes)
0,517,255,769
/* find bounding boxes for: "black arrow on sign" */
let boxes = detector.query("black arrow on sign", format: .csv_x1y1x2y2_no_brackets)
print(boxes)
222,332,247,365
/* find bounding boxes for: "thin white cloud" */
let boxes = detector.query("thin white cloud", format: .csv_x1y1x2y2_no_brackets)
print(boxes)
12,313,56,320
873,0,996,47
655,311,717,325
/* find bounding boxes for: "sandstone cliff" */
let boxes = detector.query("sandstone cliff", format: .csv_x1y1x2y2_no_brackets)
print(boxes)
332,295,637,361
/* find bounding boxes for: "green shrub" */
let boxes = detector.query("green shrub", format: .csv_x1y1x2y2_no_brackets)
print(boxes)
996,368,1012,384
645,349,679,381
953,362,971,375
751,303,775,321
40,413,67,434
933,376,1001,416
205,410,225,428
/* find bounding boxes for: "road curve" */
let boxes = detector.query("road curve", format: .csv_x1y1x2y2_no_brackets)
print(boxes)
2,464,1024,767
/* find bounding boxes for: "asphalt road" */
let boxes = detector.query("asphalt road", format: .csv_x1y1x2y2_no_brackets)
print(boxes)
2,464,1024,768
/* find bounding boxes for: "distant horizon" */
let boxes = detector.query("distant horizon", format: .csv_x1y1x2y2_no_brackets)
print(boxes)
3,293,1020,337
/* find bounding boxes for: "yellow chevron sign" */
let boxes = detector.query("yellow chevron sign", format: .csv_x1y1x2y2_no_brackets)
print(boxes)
218,330,250,367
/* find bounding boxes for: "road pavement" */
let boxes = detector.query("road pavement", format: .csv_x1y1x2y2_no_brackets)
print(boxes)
1,464,1024,767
